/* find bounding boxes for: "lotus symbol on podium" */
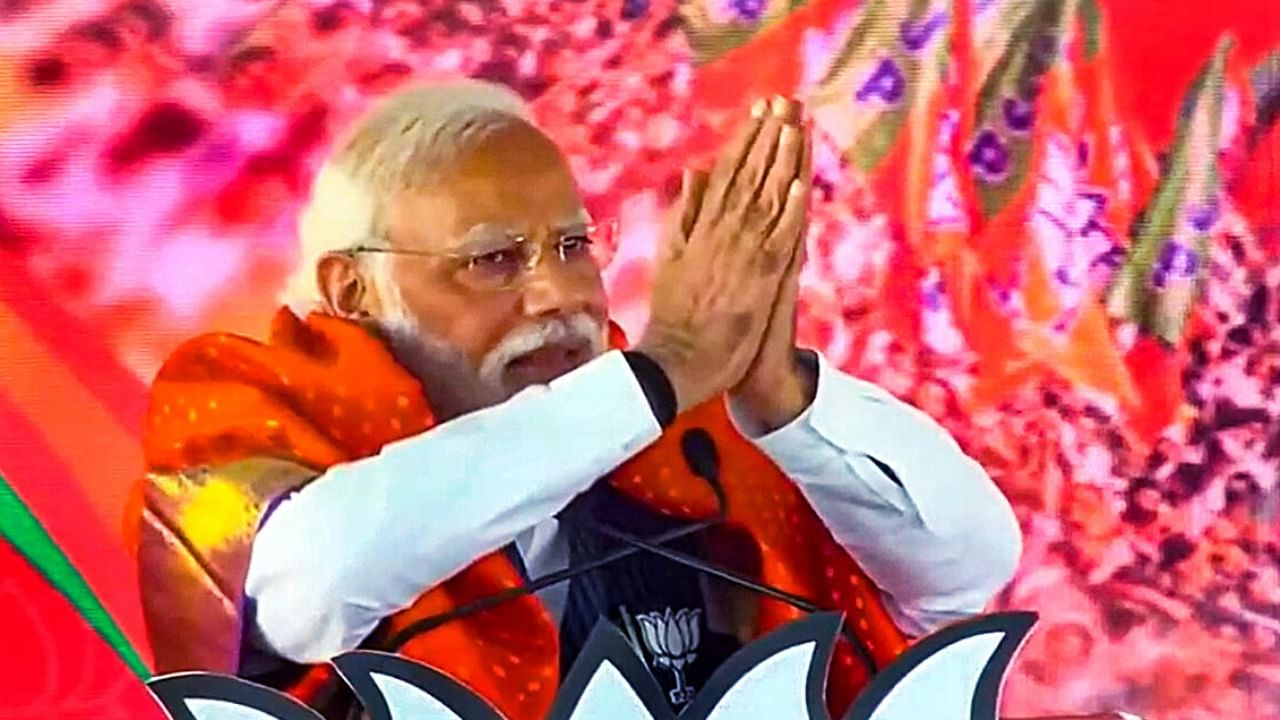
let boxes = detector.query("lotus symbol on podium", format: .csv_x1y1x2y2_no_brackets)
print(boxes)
635,607,702,705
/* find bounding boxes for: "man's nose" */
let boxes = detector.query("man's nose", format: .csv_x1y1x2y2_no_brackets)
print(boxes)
519,260,593,318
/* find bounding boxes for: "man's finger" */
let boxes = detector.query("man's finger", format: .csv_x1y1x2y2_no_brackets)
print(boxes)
759,121,805,222
700,99,767,218
680,166,710,239
799,118,812,184
759,181,808,357
731,97,794,212
660,167,710,264
763,126,811,238
764,177,810,262
770,180,808,310
774,213,806,331
741,183,807,379
750,250,804,378
783,217,807,289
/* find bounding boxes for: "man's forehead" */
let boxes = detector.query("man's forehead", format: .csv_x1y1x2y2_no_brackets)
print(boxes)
385,181,588,235
460,213,593,238
383,123,586,248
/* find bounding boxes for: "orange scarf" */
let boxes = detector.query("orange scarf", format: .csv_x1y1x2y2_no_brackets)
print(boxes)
141,308,908,718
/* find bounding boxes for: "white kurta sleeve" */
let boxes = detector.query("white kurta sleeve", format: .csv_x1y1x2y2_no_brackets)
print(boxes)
245,350,663,663
727,352,1022,636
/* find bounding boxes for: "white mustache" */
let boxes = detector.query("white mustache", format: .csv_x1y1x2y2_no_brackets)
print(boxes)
477,313,605,384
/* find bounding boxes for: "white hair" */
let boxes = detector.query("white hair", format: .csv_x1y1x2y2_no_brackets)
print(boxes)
281,79,533,311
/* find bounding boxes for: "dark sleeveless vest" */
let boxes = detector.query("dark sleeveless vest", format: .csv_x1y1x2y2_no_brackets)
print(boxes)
556,482,742,712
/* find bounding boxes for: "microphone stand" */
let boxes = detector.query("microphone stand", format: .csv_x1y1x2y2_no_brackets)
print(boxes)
387,430,727,650
390,428,879,680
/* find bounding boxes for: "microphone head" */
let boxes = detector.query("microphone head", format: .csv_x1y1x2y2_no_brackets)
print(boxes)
680,428,721,483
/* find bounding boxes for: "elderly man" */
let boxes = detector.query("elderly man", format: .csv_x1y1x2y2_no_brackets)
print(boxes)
134,80,1021,719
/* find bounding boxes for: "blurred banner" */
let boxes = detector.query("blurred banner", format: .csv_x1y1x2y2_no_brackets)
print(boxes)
0,0,1277,718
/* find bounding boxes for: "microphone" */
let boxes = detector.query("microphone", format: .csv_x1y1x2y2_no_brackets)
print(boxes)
680,427,726,512
387,429,728,650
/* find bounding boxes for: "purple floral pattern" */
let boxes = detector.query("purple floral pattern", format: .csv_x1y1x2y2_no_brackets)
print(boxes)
1093,244,1127,270
923,276,947,311
1078,191,1113,241
969,128,1011,182
855,58,906,105
927,111,969,231
1187,202,1220,233
900,11,948,53
729,0,766,21
1151,240,1200,288
1002,96,1035,134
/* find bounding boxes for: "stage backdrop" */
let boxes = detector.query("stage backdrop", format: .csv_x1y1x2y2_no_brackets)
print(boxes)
0,0,1277,718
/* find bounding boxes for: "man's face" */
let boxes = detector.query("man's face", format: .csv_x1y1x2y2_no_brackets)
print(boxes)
371,120,609,416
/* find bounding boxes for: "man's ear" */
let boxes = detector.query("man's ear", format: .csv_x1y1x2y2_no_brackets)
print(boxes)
317,253,368,318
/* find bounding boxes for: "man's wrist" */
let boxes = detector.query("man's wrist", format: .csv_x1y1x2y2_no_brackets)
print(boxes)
622,350,678,428
794,348,819,407
630,339,701,414
730,350,817,436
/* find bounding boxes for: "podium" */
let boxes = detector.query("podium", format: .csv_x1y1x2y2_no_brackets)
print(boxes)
147,612,1143,720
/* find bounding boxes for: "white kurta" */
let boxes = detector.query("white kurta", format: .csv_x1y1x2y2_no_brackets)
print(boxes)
245,350,1022,664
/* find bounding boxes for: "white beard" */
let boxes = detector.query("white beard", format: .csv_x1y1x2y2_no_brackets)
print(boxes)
372,270,606,415
476,313,607,387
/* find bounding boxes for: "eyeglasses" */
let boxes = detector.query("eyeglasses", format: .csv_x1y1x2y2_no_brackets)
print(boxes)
343,220,618,292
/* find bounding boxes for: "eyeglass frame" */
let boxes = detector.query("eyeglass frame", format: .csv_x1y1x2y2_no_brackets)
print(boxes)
337,218,618,291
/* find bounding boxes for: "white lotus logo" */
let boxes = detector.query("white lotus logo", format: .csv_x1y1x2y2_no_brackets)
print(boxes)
634,607,702,705
147,612,1141,720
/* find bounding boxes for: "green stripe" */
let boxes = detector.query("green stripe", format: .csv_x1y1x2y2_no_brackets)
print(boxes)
682,0,797,65
0,473,150,678
1105,36,1232,343
1078,0,1102,60
971,0,1078,220
813,0,952,172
